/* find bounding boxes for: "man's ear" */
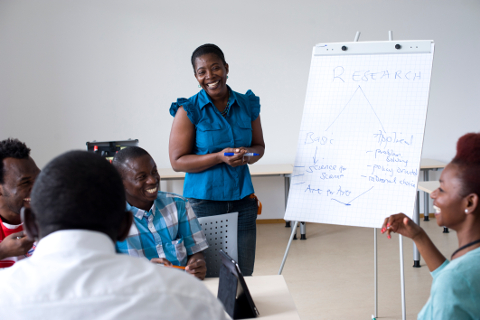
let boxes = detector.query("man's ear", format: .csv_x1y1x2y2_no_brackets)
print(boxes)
117,211,133,242
21,207,40,241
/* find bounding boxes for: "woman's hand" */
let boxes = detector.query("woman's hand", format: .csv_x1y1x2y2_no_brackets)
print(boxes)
218,148,248,167
381,213,446,271
381,213,422,240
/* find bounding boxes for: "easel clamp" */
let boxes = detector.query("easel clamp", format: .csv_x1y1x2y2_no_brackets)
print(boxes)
314,40,433,56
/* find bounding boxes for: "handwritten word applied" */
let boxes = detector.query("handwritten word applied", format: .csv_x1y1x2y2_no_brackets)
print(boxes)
373,131,413,149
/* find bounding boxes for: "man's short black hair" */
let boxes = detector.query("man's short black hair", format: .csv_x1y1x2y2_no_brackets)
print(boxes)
30,151,126,238
191,43,227,72
0,138,31,184
112,146,150,178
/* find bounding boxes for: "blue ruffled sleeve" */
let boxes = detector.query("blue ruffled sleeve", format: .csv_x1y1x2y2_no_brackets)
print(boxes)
169,98,198,125
245,90,260,121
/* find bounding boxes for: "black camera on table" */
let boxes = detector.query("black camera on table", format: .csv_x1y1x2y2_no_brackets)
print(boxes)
86,139,138,163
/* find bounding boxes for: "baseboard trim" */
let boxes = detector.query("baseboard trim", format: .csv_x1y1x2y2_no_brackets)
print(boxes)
256,214,434,224
256,219,286,224
420,213,435,218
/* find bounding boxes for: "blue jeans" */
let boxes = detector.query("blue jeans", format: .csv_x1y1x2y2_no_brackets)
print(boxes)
188,196,258,276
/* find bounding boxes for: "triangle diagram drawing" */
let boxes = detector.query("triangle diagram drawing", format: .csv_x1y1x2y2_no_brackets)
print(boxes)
324,86,386,133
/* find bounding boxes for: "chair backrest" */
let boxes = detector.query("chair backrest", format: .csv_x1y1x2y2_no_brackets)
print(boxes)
197,212,238,278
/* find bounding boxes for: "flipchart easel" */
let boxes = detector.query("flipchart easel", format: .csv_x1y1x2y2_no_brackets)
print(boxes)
279,31,435,320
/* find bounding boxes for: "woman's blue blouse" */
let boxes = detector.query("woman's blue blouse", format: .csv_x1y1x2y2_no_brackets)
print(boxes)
170,87,260,201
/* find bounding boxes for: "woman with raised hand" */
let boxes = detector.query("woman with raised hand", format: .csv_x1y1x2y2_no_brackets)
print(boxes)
169,44,265,276
381,132,480,319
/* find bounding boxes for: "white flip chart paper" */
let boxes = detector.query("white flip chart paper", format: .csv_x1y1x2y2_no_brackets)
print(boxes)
284,42,435,228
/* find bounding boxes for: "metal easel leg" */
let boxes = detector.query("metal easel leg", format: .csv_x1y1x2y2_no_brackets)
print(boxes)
399,234,406,320
279,220,299,275
290,222,297,240
374,228,378,319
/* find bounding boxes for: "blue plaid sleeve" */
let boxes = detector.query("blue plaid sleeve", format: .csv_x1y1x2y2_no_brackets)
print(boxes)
115,221,147,258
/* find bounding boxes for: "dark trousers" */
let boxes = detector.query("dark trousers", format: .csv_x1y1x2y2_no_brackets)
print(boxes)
188,196,258,276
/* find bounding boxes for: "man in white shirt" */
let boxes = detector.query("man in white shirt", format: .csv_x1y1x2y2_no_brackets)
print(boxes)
0,150,229,320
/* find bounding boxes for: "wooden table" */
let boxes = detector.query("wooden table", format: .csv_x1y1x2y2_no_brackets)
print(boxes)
203,275,300,320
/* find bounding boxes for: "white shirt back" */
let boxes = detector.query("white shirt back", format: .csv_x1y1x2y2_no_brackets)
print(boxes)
0,230,229,320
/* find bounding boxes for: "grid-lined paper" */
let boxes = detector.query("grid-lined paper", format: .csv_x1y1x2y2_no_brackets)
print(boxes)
284,44,435,228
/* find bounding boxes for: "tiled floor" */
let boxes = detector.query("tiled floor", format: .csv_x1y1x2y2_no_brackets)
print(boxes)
254,219,457,320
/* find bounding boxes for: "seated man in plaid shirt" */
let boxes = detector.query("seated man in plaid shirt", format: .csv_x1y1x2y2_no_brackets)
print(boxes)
113,147,208,280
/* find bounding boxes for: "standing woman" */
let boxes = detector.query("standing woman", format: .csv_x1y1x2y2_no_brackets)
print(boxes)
169,44,265,276
382,132,480,319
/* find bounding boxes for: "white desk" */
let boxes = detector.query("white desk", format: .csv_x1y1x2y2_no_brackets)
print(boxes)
413,180,446,267
399,159,446,268
158,164,293,181
419,159,446,170
203,275,300,320
419,159,447,221
417,181,440,193
158,164,307,238
158,164,293,220
416,181,442,228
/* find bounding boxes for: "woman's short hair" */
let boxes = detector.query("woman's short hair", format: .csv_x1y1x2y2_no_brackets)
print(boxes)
451,132,480,197
191,43,226,71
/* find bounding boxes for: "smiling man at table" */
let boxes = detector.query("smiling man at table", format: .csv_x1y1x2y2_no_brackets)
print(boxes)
113,147,208,280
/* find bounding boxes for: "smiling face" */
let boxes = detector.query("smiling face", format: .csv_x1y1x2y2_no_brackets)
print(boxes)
0,157,40,224
430,163,467,229
194,53,229,101
121,154,160,211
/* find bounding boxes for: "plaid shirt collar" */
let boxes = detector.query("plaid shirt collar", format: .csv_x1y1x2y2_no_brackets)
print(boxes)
126,202,156,219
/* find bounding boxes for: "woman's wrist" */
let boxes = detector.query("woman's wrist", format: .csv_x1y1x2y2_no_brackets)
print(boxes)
412,227,427,244
215,151,225,164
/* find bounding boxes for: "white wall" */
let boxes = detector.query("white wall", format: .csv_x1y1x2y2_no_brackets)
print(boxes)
1,0,479,219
